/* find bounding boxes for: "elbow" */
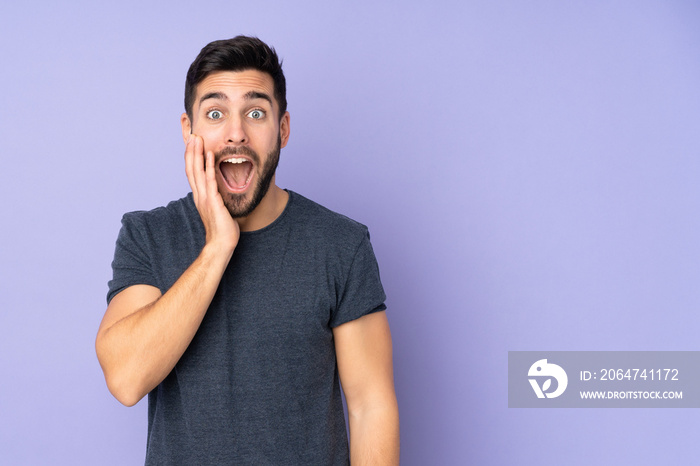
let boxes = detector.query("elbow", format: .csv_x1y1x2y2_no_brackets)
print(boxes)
346,389,399,423
115,391,144,408
106,375,145,407
96,337,146,407
101,368,147,407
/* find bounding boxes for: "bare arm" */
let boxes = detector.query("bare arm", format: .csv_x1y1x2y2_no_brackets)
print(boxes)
334,311,400,465
96,135,238,406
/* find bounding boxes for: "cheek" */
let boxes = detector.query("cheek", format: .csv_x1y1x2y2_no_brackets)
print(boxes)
253,127,280,150
193,127,219,154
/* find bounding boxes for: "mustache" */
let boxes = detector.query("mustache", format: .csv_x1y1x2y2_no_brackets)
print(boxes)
215,145,260,164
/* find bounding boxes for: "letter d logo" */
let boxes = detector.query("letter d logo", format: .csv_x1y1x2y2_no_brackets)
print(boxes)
528,359,568,399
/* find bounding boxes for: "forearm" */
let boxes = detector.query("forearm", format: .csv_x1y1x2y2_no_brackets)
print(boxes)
348,399,400,466
96,242,232,406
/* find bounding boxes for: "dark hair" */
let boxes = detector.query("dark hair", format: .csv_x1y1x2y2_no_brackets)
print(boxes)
184,36,286,122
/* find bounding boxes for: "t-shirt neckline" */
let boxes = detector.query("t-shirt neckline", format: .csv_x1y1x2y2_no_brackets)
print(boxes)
239,189,294,237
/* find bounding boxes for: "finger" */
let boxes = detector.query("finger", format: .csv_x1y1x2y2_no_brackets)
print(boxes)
205,150,218,197
184,134,198,197
192,135,207,200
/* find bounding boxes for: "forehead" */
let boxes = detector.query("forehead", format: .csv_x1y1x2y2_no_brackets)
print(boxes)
194,69,275,107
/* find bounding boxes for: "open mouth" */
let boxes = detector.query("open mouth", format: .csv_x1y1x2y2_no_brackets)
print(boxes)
219,157,254,192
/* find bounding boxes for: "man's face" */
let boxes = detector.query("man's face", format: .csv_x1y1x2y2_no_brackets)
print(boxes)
181,70,290,218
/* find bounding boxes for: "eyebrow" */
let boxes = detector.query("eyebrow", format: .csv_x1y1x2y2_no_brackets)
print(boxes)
198,91,273,106
243,91,273,105
199,91,228,105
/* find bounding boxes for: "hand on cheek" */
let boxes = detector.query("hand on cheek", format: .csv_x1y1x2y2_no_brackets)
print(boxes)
184,134,240,253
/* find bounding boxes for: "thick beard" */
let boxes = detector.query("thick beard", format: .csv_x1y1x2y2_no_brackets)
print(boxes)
219,135,281,218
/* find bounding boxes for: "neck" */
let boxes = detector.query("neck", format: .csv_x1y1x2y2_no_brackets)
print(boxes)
236,180,288,232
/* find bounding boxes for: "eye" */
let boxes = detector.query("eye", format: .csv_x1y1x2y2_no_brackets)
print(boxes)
247,109,265,120
206,110,223,120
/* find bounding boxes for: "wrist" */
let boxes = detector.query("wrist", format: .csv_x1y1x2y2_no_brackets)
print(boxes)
201,238,236,266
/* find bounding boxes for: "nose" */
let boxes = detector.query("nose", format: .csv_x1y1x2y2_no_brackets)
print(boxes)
225,115,248,145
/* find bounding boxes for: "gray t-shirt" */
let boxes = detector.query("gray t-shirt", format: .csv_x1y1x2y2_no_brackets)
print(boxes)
107,190,386,465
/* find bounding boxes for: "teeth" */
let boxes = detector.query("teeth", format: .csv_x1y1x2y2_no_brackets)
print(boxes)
223,158,247,164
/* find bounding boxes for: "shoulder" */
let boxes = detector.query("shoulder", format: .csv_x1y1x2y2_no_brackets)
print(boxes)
287,191,370,245
118,194,203,251
121,194,198,230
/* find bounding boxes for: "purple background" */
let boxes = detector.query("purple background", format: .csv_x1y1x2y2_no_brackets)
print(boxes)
1,1,699,464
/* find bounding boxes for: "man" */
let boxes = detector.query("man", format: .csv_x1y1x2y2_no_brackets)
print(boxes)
95,36,399,465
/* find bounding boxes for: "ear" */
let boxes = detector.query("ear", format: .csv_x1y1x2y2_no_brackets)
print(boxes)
180,113,192,143
279,111,290,149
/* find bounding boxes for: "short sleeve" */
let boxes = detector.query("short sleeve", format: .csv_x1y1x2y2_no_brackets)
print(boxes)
330,231,387,328
106,213,160,304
